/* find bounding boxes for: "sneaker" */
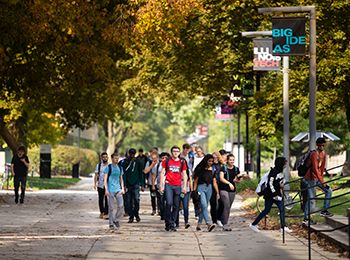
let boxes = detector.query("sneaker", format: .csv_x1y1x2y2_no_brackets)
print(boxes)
15,198,18,204
151,211,156,216
170,226,177,232
222,225,232,231
207,224,216,232
19,199,24,204
185,223,191,229
109,225,114,230
196,225,201,231
302,219,316,225
216,220,223,227
249,223,260,233
320,210,334,217
99,213,104,219
135,216,141,222
103,214,109,220
114,221,120,228
280,226,291,233
128,218,134,223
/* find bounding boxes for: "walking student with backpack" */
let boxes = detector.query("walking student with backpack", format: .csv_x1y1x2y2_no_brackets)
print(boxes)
119,148,144,223
249,157,290,233
11,145,30,204
104,153,125,231
143,151,160,216
160,146,188,232
302,137,333,225
94,152,109,219
193,154,218,232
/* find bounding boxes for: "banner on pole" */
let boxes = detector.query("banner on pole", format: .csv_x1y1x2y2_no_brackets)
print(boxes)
253,38,281,71
272,17,306,56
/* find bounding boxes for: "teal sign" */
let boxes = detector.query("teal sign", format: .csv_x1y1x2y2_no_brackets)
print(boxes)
272,17,306,56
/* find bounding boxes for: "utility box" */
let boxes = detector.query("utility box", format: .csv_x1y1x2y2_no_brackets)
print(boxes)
40,144,51,178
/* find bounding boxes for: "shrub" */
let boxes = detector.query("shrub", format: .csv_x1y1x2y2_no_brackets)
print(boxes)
28,145,99,176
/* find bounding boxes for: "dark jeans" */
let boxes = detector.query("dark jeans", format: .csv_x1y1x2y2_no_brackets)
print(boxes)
252,198,285,228
97,187,108,214
176,191,190,226
210,189,218,223
126,184,140,219
14,175,27,201
150,186,161,213
159,190,166,220
164,184,181,228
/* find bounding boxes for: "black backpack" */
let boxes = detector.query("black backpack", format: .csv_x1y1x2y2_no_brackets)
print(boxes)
296,150,314,177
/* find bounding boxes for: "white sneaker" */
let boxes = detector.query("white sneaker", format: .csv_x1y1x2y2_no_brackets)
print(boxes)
249,223,260,233
280,226,291,233
216,220,223,227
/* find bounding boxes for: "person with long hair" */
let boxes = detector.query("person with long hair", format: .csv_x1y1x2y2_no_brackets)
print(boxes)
218,154,240,231
193,154,218,232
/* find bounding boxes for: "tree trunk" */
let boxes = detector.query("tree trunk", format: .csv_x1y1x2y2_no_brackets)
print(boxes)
105,120,130,157
0,120,19,153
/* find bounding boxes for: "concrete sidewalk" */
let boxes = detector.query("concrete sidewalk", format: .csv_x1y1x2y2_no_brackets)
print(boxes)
0,178,342,259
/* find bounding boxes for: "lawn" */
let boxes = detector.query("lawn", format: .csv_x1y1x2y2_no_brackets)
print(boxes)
1,175,80,190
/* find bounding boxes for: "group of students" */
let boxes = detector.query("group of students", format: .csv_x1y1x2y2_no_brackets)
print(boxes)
94,137,334,233
94,144,243,232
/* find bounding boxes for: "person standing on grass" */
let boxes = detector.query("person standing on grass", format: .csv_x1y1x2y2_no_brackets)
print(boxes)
104,153,124,231
94,152,109,219
193,154,218,232
218,154,240,231
11,145,30,204
249,157,290,233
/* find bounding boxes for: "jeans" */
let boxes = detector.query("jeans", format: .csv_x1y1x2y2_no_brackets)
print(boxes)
14,175,27,202
164,184,181,228
176,191,190,225
252,198,285,228
303,179,332,219
108,192,124,226
198,184,212,224
219,190,235,226
126,184,140,219
97,187,108,214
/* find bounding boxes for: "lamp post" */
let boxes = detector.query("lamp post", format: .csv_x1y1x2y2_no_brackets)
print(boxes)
258,6,317,150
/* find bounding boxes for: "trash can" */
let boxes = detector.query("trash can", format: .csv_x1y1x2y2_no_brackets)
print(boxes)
72,163,80,178
40,153,51,178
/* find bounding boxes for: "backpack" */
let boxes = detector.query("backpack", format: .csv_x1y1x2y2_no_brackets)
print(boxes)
255,172,269,196
96,163,102,177
296,150,314,177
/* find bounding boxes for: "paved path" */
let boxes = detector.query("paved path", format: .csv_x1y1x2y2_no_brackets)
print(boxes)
0,177,343,259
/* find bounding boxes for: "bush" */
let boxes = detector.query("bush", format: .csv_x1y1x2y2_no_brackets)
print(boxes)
28,145,99,176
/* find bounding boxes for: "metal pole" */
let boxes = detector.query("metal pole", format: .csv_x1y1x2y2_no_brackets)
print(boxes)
308,194,311,260
283,56,290,194
309,7,317,150
348,208,350,260
245,111,250,174
256,72,261,179
238,111,241,169
230,119,234,154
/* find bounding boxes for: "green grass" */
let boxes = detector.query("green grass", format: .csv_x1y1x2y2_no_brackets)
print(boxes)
1,176,80,190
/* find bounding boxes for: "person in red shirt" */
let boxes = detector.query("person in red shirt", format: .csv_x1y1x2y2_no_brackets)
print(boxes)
160,146,188,231
303,137,333,224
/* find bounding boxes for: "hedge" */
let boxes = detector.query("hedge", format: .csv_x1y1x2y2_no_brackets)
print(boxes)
28,145,99,176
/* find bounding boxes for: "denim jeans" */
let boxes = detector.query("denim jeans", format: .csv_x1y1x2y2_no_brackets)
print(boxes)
198,184,212,224
126,184,140,219
14,175,27,201
303,179,332,219
97,187,108,214
176,191,190,225
252,198,285,228
164,184,181,228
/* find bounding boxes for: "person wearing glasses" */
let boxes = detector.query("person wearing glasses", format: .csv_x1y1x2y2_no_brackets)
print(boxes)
160,146,188,231
303,137,333,225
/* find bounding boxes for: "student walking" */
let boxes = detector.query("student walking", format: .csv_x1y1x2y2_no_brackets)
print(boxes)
144,152,160,215
210,151,223,225
193,154,218,232
219,154,239,231
249,157,290,233
120,148,144,223
104,153,125,231
94,152,109,219
11,145,30,204
160,146,188,231
303,137,333,224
